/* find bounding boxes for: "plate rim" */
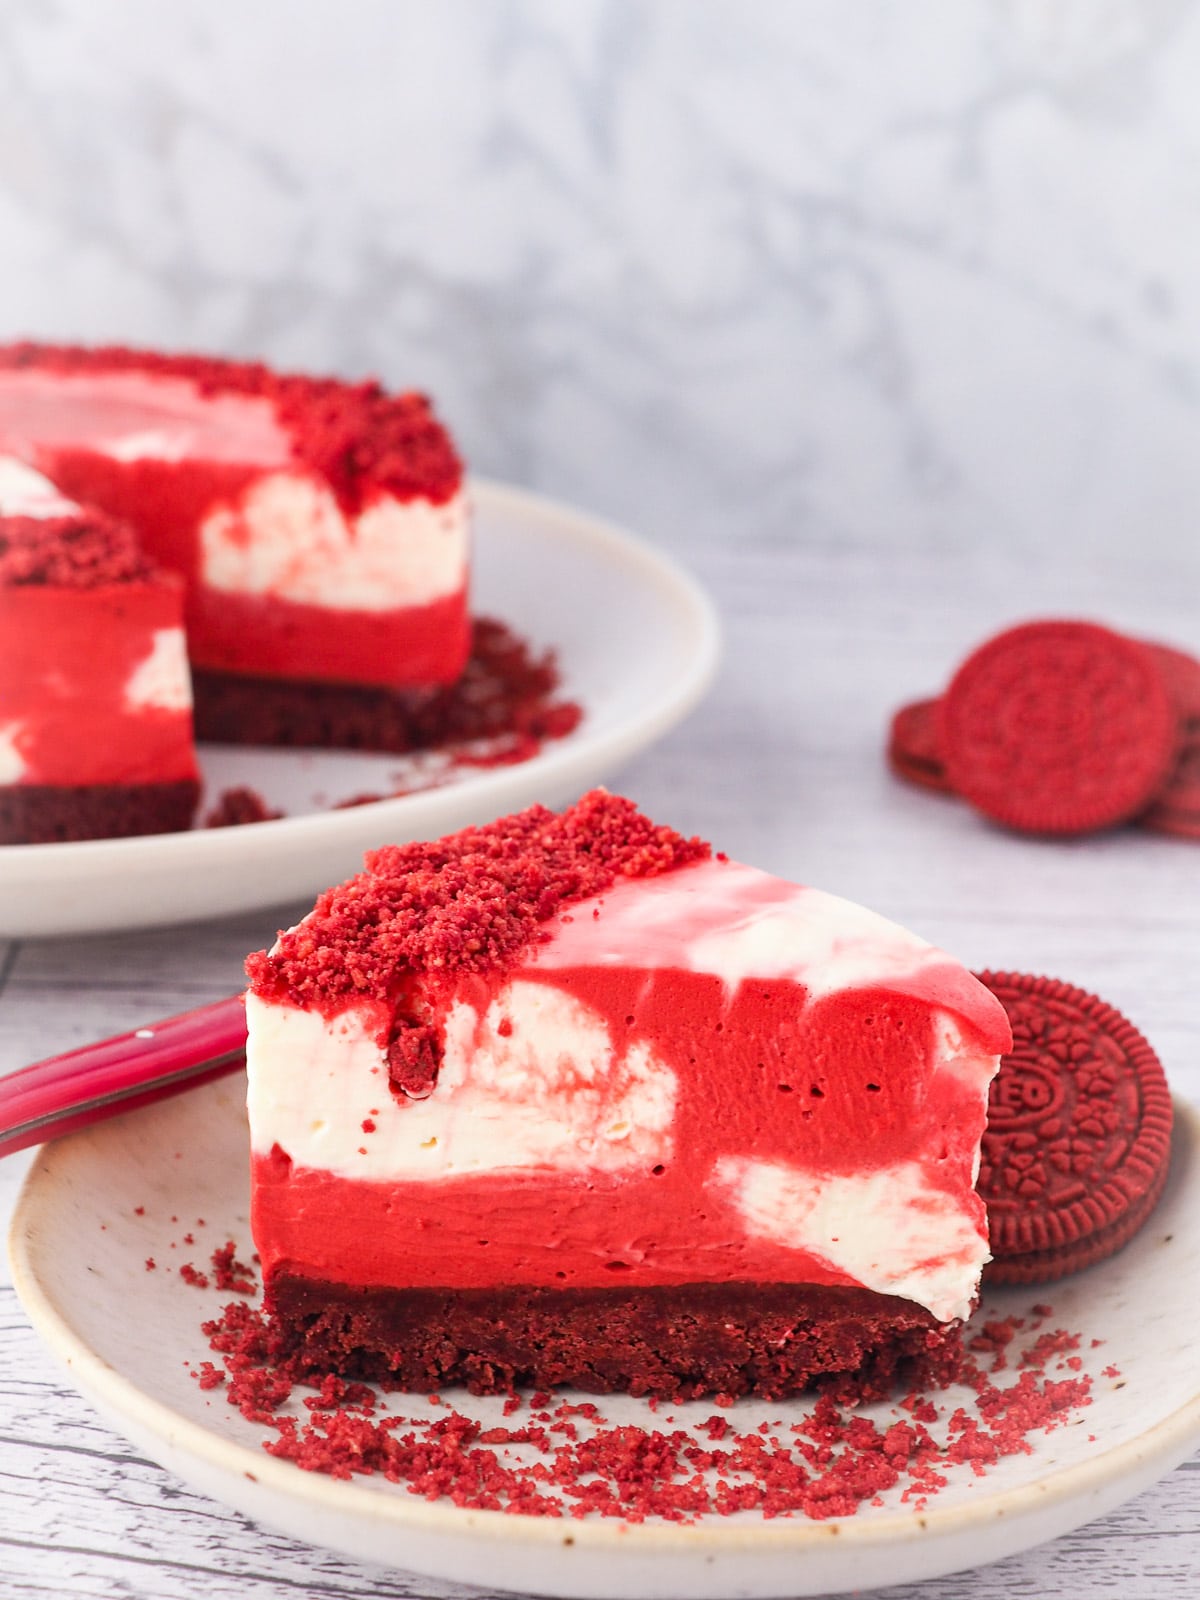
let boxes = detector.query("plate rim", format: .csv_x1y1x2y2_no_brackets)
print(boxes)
0,475,722,872
9,1085,1200,1561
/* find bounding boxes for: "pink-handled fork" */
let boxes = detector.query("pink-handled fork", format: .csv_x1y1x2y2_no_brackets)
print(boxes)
0,994,247,1159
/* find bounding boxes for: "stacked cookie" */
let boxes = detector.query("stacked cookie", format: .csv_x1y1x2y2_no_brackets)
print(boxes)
888,620,1200,838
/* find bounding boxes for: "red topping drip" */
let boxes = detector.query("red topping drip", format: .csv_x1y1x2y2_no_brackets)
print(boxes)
0,342,462,513
0,511,157,587
246,791,710,1009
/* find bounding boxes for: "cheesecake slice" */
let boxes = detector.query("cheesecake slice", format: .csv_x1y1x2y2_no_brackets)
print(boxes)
0,342,469,692
0,457,200,842
245,792,1011,1401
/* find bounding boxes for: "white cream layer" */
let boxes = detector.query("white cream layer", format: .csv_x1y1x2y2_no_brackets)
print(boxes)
0,723,25,783
0,456,78,519
123,628,193,713
246,979,676,1180
533,858,955,1002
715,1153,984,1324
200,477,469,610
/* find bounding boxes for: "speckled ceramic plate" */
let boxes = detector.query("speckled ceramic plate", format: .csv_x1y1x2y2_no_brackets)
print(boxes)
9,1080,1200,1599
0,480,720,939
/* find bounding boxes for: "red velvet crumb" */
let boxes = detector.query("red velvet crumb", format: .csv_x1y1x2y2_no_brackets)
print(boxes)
0,511,159,587
211,1241,258,1295
247,790,710,1007
192,1267,1097,1525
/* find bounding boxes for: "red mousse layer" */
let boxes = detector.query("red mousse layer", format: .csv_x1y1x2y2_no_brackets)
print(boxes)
0,583,197,787
251,973,996,1295
190,587,470,687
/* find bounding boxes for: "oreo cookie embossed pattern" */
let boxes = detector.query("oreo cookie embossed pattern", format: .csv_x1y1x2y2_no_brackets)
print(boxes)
975,971,1173,1286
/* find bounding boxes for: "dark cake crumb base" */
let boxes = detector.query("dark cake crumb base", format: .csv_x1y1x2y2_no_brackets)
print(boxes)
192,616,580,755
264,1277,964,1405
0,777,200,844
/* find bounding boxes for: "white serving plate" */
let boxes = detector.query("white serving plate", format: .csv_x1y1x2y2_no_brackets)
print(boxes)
0,480,720,938
9,1079,1200,1600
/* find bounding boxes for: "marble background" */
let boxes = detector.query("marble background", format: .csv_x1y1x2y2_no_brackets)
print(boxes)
3,0,1200,574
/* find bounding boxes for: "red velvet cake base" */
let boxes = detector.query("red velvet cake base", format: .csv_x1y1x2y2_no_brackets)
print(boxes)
0,778,200,843
264,1277,964,1404
192,669,449,753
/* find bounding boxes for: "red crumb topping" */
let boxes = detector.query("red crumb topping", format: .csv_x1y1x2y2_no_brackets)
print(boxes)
179,1263,209,1289
194,1274,1095,1524
246,791,710,1008
203,787,284,828
0,511,158,587
0,342,462,513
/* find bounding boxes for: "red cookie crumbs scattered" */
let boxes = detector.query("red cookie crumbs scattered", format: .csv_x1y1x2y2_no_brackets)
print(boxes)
195,617,581,826
211,1241,258,1295
203,787,285,828
246,791,710,1010
134,1206,145,1216
940,621,1177,835
975,971,1173,1284
179,1263,209,1289
888,621,1200,840
192,1265,1095,1524
144,1258,156,1272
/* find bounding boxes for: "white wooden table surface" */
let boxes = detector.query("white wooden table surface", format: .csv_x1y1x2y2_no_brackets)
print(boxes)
2,536,1198,1598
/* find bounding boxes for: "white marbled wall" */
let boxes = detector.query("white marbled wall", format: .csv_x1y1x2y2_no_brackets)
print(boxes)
2,0,1200,570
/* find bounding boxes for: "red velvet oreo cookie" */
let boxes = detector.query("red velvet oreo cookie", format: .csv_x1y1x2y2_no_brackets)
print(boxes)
887,698,951,793
940,621,1178,836
975,970,1173,1286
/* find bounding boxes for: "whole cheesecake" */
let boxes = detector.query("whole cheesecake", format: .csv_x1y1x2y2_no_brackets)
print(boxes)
0,342,469,691
0,456,200,843
245,791,1012,1401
